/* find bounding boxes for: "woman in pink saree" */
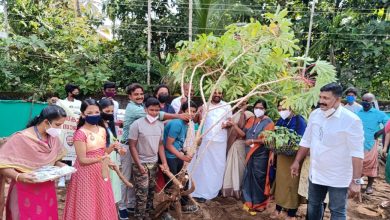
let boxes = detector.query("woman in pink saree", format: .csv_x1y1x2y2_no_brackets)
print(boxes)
0,105,67,220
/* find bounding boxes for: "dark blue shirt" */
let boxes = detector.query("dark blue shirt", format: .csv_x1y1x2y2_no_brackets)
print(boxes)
162,103,176,114
275,115,307,136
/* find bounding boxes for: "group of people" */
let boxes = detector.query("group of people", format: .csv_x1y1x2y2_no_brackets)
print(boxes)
0,81,389,220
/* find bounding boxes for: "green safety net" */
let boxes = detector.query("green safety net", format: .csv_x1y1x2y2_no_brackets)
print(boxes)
0,100,48,137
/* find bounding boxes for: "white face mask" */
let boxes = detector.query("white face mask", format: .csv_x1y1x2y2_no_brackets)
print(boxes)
254,109,265,118
278,110,291,120
146,114,159,123
322,108,336,118
46,122,61,137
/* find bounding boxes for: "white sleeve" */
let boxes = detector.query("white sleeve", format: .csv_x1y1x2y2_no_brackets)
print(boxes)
114,100,119,121
171,97,181,113
347,118,364,159
299,112,313,148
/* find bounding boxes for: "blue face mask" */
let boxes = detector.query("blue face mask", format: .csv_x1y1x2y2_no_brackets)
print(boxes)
85,114,101,125
345,95,355,104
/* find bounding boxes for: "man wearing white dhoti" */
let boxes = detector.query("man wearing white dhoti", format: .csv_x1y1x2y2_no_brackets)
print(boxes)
190,90,232,202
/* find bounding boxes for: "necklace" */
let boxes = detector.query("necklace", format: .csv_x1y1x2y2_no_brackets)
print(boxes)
252,117,264,135
87,126,99,141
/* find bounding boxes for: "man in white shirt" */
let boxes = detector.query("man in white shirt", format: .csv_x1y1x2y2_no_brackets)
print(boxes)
171,83,195,113
291,83,364,220
344,87,362,113
190,90,232,202
55,83,82,187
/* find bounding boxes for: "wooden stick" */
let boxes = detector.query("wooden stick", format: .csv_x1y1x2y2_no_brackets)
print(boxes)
160,167,184,189
110,165,133,188
181,179,195,196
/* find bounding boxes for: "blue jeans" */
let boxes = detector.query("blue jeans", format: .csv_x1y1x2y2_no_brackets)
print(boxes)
307,180,348,220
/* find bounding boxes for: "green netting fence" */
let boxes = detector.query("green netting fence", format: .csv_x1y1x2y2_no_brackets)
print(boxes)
0,100,48,137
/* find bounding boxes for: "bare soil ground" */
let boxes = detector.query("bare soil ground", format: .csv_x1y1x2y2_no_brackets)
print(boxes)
2,165,389,220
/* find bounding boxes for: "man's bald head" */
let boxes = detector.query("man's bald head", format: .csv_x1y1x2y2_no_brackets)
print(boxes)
182,83,194,97
362,93,375,102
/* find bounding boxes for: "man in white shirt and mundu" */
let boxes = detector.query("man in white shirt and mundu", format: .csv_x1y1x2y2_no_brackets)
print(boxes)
291,83,364,220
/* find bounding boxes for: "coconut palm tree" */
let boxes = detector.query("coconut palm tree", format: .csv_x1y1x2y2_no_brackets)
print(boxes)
193,0,254,34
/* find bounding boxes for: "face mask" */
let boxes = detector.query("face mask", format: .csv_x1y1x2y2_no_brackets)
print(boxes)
158,94,170,103
345,95,355,104
254,109,265,118
361,101,372,111
278,110,291,120
101,112,114,121
146,114,159,123
105,91,116,98
46,122,61,137
71,93,80,99
85,114,101,125
322,108,336,118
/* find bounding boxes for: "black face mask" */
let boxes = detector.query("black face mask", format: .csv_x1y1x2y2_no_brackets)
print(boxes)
71,93,80,99
101,112,114,121
361,101,372,111
158,94,170,103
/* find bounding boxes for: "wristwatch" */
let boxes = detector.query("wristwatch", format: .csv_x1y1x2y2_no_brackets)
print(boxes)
353,178,365,185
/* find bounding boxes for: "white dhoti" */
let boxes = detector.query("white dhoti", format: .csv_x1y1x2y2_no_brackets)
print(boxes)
190,139,227,200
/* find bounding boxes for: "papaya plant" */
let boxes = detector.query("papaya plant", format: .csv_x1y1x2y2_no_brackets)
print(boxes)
156,7,337,220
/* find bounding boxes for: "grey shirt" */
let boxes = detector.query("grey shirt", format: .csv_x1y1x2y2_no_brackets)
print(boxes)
129,117,164,163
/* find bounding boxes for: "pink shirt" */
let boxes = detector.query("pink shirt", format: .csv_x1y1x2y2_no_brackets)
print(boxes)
385,121,390,133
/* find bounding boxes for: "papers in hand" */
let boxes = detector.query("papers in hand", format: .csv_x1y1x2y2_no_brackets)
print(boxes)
32,166,77,182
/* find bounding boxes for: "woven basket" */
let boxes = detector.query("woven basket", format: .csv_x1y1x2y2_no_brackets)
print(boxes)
265,138,298,156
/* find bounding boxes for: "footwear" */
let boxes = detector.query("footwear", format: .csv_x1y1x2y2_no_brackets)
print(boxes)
381,200,390,208
58,177,65,188
182,204,199,214
270,210,280,219
126,207,135,214
365,186,374,194
161,212,176,220
193,197,206,203
118,209,129,220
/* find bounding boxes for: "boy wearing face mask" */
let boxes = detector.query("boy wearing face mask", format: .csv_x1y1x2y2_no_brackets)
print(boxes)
119,83,190,219
343,87,362,113
356,93,389,194
129,97,169,220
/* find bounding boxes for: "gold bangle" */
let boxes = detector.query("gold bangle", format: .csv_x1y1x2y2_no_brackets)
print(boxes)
15,173,21,182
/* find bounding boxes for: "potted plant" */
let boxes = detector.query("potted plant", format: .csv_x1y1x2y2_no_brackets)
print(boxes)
263,126,301,156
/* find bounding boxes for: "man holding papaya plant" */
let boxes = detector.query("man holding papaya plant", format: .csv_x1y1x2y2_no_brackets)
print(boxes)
291,83,364,220
190,90,232,203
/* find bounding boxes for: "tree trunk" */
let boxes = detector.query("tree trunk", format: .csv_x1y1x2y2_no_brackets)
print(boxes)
75,0,82,17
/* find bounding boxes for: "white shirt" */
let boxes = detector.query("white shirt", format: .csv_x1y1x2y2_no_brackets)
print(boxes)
56,98,81,116
202,101,232,142
344,102,362,113
300,106,364,187
113,99,119,121
171,96,182,113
